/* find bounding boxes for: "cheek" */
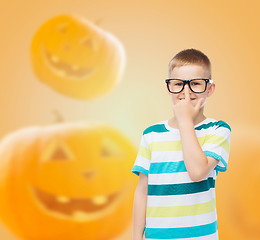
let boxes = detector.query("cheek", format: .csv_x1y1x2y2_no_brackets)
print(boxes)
170,95,178,104
197,95,207,107
200,99,206,108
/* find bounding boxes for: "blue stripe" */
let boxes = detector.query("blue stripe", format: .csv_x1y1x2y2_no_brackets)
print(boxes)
131,165,149,176
149,161,188,174
204,150,227,172
145,220,218,239
148,177,215,195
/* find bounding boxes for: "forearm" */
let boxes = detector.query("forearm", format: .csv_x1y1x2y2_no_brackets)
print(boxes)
178,119,208,181
132,189,147,240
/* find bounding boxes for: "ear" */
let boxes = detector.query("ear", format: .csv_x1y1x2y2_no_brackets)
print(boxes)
207,83,215,97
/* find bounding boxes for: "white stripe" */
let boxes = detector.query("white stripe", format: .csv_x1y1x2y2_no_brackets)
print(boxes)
152,150,183,162
151,125,216,142
146,209,217,228
146,118,219,145
202,143,229,163
148,171,216,185
147,188,216,207
134,155,150,170
210,129,231,141
144,131,153,145
141,134,150,149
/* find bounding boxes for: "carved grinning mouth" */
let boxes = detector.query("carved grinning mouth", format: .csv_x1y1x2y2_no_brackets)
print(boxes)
29,183,129,222
41,43,97,80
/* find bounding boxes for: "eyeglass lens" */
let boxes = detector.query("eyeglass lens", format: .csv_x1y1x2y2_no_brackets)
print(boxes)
168,79,206,93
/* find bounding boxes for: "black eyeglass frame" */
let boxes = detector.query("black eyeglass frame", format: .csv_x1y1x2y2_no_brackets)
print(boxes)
165,78,214,94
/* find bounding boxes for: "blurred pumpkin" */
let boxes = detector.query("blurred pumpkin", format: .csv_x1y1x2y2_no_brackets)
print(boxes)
216,124,260,240
30,14,126,100
0,121,137,240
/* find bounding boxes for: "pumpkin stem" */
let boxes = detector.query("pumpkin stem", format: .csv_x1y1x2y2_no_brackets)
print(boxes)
52,109,64,123
94,18,103,25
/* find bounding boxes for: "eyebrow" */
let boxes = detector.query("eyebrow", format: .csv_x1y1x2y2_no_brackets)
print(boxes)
167,78,209,80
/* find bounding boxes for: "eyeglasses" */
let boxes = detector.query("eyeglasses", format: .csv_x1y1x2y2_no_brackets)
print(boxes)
165,78,214,93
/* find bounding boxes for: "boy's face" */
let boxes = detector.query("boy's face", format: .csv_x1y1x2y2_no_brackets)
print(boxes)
168,64,215,108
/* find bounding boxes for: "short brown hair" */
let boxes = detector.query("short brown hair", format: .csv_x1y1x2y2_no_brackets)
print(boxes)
168,48,211,78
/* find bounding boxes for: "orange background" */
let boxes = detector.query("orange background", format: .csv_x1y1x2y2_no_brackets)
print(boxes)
0,0,259,239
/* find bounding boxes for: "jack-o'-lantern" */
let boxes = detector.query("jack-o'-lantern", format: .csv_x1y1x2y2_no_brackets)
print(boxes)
216,124,260,239
0,122,137,240
30,15,126,100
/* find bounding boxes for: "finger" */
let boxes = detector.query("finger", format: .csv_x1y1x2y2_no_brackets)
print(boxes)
184,86,190,102
196,98,204,110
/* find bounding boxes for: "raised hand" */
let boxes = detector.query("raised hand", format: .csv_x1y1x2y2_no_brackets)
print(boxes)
172,86,204,124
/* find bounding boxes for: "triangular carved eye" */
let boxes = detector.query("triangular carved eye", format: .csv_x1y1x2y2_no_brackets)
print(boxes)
56,23,68,34
41,139,74,163
50,146,70,161
101,147,111,157
82,170,96,180
80,36,98,51
101,136,124,158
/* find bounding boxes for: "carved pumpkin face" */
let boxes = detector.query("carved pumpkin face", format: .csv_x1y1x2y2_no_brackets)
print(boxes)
30,15,125,100
216,125,260,239
0,122,137,240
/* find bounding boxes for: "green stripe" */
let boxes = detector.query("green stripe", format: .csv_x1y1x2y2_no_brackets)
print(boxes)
195,120,231,131
148,178,215,195
195,121,216,130
143,120,231,135
143,124,168,134
216,120,231,131
146,198,216,217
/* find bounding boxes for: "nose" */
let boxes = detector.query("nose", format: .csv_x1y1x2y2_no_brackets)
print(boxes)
182,83,192,93
82,170,97,180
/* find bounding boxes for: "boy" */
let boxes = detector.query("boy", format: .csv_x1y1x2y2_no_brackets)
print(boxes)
131,48,231,240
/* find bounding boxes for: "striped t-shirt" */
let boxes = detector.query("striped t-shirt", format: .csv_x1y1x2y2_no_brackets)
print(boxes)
131,117,231,240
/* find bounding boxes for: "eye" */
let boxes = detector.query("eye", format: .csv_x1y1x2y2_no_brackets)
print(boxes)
172,82,183,86
101,137,124,158
55,23,68,34
80,36,98,51
41,140,74,163
191,80,203,86
49,145,72,161
63,42,71,51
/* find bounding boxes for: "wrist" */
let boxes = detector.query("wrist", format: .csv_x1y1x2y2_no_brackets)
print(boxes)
178,118,194,129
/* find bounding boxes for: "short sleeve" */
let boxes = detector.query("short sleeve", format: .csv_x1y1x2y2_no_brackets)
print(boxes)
131,132,151,177
202,120,231,174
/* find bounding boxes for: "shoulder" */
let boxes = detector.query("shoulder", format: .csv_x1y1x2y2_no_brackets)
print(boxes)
206,118,231,130
215,120,231,131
